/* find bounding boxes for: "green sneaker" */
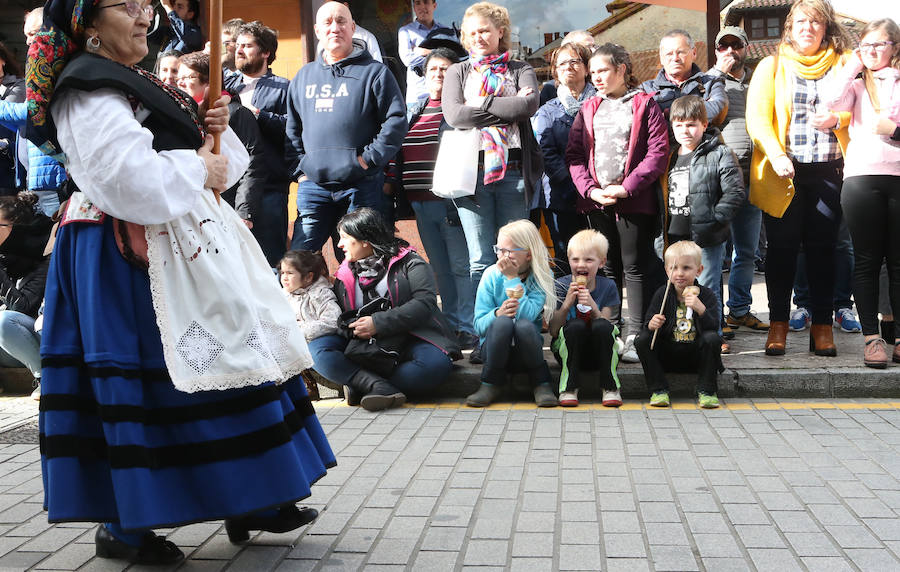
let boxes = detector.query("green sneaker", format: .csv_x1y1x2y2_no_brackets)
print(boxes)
698,392,720,409
649,392,670,407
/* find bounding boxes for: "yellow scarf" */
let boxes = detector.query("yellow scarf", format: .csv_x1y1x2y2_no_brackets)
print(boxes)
780,44,841,80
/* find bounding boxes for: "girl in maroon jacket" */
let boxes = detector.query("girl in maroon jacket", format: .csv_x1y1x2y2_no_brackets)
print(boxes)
566,43,670,363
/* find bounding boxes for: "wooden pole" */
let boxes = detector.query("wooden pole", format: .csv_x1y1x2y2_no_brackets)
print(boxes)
650,280,672,351
207,0,223,200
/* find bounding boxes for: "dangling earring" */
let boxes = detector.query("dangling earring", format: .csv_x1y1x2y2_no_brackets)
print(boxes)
87,35,101,52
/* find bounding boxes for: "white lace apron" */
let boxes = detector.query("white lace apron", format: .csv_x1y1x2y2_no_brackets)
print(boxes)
145,192,312,393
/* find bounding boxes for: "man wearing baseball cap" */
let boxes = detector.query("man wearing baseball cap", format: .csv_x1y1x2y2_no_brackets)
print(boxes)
707,26,769,345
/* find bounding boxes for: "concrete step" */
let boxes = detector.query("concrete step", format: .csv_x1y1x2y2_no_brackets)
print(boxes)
429,328,900,400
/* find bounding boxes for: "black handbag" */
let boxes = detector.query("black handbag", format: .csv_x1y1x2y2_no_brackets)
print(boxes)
338,297,407,378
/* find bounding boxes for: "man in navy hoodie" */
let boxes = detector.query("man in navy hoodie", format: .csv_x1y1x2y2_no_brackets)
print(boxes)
286,1,407,254
225,21,291,267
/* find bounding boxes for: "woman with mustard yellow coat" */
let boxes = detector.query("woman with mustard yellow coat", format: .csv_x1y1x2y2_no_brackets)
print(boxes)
746,0,852,357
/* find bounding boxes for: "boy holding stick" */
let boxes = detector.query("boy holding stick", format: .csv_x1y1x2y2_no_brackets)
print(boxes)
635,241,723,408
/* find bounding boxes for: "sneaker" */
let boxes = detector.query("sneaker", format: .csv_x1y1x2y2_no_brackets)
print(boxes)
614,336,625,355
722,325,735,339
602,389,622,407
533,383,558,407
726,312,770,331
31,381,40,401
559,389,579,407
698,392,720,409
468,344,483,365
621,335,639,363
721,342,731,355
754,257,766,275
649,391,670,407
789,307,811,331
834,308,862,333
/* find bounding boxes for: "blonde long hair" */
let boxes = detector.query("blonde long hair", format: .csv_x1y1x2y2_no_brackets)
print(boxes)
497,220,556,318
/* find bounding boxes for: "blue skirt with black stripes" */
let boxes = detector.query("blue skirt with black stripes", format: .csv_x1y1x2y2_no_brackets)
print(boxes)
39,217,336,532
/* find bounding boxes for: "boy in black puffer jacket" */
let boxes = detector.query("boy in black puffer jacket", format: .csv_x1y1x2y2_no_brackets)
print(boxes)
661,95,745,347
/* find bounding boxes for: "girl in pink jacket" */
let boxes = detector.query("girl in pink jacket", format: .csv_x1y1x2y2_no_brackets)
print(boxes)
826,18,900,368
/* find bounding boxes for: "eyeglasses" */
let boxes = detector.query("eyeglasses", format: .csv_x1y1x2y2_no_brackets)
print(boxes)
177,74,200,82
556,59,584,69
859,41,895,52
97,1,154,19
492,245,525,256
716,40,745,51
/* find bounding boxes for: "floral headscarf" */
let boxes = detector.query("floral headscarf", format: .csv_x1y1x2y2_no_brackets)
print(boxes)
25,0,102,159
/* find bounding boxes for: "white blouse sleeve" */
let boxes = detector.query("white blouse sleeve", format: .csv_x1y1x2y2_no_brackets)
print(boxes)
53,88,248,225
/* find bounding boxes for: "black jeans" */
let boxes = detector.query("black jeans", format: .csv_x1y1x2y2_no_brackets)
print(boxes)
554,318,618,392
764,159,843,324
588,211,666,337
635,329,721,394
841,175,900,335
481,316,551,386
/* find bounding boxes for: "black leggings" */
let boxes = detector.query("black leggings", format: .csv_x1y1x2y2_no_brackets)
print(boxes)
588,211,665,337
764,160,843,324
841,175,900,335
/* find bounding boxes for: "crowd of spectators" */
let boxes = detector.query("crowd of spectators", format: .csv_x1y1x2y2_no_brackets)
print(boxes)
1,0,899,408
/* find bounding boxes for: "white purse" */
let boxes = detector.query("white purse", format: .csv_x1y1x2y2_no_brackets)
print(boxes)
431,128,481,199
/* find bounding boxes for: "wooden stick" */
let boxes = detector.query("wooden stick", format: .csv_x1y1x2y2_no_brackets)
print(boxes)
650,280,672,351
206,0,223,201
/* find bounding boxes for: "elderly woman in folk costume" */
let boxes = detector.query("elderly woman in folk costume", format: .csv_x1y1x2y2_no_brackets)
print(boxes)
26,0,334,564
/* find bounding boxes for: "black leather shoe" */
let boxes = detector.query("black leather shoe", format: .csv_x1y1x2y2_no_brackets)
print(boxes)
225,505,318,543
95,525,184,565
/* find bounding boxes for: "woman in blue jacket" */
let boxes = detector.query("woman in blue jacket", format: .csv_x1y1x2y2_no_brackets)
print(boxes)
531,42,593,274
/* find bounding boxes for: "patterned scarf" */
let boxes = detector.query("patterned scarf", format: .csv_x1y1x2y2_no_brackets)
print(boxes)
351,253,390,302
557,83,596,117
25,0,101,159
472,52,511,185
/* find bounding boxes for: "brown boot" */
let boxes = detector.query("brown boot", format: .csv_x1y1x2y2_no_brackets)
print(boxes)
765,321,788,355
809,324,837,356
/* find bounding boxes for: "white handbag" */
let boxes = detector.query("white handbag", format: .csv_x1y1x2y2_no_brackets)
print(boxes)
431,128,481,199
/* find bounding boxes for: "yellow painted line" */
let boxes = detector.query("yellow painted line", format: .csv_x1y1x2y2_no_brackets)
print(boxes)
485,403,512,410
318,400,900,411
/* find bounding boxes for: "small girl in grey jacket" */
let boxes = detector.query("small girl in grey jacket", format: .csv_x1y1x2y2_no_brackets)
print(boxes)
280,251,342,343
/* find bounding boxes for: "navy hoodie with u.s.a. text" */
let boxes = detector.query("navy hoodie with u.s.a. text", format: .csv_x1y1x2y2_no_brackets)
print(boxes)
285,40,408,190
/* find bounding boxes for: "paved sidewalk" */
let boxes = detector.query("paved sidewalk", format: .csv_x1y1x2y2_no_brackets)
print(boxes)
1,398,900,570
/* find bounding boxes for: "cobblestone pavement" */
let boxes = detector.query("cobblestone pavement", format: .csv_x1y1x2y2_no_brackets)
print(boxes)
1,399,900,570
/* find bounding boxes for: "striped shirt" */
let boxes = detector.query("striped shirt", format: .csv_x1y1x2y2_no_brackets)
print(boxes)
786,74,841,164
401,99,444,202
